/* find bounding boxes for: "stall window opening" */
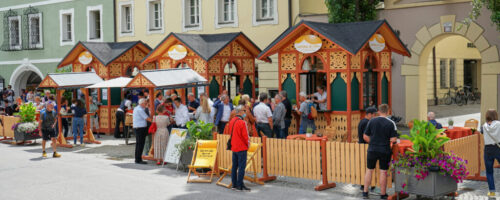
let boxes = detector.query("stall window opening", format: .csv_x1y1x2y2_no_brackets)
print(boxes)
299,56,326,97
363,56,378,109
223,62,239,99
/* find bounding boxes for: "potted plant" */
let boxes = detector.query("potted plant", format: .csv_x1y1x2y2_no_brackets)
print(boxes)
306,127,313,137
392,120,468,198
448,118,454,129
176,120,214,167
13,103,40,142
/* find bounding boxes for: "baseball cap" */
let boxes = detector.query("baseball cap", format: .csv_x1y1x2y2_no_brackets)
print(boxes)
366,107,378,114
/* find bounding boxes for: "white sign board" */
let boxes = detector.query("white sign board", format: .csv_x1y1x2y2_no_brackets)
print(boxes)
102,89,108,100
164,128,188,164
368,34,386,53
294,35,322,54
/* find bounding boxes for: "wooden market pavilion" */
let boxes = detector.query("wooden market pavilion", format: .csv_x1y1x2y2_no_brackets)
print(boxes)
56,41,152,135
140,32,270,100
258,20,411,142
125,68,208,160
38,72,104,148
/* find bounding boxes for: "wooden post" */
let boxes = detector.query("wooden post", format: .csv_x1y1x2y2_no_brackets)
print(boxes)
55,89,72,148
465,132,487,181
258,136,276,182
315,139,336,191
83,89,100,144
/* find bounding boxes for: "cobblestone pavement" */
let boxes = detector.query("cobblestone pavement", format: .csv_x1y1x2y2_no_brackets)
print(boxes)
428,104,480,119
1,135,498,200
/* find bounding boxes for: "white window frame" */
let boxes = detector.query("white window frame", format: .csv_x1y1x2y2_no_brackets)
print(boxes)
8,16,22,50
28,13,43,49
252,0,278,26
87,5,103,42
215,0,238,29
59,9,74,46
119,1,134,37
146,0,164,35
182,0,202,32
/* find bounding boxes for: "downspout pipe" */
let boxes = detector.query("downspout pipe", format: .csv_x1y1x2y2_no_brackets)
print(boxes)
288,0,292,27
113,0,117,42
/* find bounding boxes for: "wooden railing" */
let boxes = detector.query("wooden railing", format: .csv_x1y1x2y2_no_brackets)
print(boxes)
443,133,486,181
216,134,262,173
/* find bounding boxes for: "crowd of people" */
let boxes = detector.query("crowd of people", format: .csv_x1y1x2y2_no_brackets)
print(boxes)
1,87,102,158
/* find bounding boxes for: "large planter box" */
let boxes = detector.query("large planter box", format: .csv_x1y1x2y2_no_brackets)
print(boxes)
395,167,457,197
14,129,41,142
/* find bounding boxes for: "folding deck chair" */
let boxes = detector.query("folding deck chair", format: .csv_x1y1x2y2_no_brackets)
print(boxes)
186,140,218,183
216,142,264,188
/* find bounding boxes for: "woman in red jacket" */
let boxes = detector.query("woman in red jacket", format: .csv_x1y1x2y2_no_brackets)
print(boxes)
228,105,250,191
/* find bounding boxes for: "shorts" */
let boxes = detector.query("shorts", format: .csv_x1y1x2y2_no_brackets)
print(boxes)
367,151,392,170
42,128,57,141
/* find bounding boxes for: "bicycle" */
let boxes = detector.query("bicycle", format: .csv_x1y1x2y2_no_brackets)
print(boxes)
443,87,459,105
473,87,481,104
463,85,476,105
455,86,465,106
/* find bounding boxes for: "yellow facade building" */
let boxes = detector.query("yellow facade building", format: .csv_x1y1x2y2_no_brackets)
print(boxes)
115,0,328,95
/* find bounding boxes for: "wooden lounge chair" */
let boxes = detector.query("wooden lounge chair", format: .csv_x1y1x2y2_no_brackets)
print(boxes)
464,119,479,130
216,142,264,188
187,140,218,183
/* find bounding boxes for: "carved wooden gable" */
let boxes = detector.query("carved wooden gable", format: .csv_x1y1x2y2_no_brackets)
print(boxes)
39,77,58,88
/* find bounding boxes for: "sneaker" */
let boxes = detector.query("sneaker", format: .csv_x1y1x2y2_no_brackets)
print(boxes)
42,151,47,158
488,192,496,197
362,192,369,199
380,194,388,199
53,152,61,158
231,186,237,190
80,144,85,147
240,186,251,192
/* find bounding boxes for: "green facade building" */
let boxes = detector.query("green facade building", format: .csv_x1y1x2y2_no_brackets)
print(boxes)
0,0,115,95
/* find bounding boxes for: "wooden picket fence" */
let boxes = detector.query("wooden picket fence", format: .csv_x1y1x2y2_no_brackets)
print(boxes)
266,138,322,180
216,134,262,173
2,116,17,138
326,141,390,187
442,133,489,181
0,115,4,137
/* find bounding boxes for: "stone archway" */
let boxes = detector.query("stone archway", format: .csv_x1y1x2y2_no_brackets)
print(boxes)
9,62,44,96
401,15,500,123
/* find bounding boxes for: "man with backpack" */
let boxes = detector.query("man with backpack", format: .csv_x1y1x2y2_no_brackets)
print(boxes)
296,92,316,134
41,103,61,158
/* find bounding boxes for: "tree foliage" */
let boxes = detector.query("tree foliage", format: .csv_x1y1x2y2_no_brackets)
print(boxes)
466,0,500,31
324,0,380,23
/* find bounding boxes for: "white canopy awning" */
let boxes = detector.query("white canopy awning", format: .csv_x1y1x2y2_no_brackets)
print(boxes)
86,77,132,88
126,68,208,89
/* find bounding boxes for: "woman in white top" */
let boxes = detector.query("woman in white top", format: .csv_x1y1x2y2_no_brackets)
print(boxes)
483,109,500,197
195,95,212,124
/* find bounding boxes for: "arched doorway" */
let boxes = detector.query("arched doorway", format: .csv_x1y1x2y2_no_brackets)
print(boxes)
223,62,239,99
401,15,499,124
10,63,44,96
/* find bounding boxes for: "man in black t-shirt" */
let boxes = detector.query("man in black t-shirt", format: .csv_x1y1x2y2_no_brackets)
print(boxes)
358,107,377,144
362,104,397,200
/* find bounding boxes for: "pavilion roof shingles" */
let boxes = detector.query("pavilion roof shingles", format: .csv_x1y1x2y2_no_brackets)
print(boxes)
258,20,411,59
174,32,241,61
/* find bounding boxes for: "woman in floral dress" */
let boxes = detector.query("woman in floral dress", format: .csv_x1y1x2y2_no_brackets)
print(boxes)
154,106,171,165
